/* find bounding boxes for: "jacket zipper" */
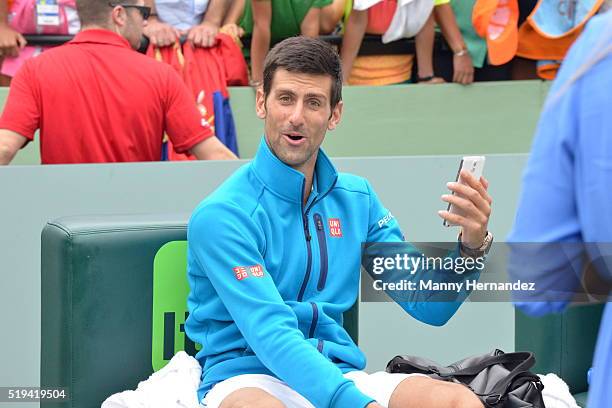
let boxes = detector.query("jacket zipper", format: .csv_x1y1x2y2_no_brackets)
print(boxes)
297,177,337,301
297,180,313,302
308,302,318,338
314,213,329,291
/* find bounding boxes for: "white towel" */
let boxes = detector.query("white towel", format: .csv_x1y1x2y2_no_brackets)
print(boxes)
538,373,581,408
382,0,434,43
352,0,383,11
102,351,202,408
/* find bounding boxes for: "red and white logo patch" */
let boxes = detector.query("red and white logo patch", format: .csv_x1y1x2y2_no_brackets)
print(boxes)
328,218,343,238
249,264,264,278
233,264,265,281
233,266,248,281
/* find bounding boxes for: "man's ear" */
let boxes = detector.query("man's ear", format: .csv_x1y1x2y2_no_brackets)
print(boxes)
255,87,266,119
327,100,343,131
110,5,127,28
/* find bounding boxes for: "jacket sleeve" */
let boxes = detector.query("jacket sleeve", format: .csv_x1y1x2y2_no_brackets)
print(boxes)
187,202,374,408
507,17,612,316
363,180,480,326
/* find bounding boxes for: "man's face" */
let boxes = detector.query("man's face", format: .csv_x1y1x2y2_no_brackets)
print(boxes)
256,69,343,173
120,1,147,49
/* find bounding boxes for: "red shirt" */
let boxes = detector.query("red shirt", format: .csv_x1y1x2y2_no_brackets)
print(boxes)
0,29,213,164
367,0,396,34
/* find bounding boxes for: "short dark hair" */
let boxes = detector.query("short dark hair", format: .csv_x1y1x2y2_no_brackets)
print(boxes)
76,0,137,27
263,36,343,109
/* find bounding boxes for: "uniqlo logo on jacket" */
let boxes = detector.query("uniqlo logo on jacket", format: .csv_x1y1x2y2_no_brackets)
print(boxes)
249,264,264,278
233,264,265,280
233,266,248,280
328,218,343,237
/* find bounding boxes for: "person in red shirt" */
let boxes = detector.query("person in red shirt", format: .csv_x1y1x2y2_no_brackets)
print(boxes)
0,0,237,165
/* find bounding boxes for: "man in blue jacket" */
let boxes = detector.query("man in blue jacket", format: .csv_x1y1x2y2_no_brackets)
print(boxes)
508,10,612,408
186,36,493,408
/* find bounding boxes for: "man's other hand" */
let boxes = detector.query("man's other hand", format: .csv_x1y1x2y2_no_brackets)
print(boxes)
0,23,26,57
187,20,219,48
143,18,180,47
367,403,384,408
439,169,492,248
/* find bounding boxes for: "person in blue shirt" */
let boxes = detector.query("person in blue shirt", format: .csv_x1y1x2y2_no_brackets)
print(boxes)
507,10,612,408
186,36,493,408
142,0,230,47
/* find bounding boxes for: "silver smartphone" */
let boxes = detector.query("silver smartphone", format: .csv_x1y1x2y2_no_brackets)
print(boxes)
443,156,486,227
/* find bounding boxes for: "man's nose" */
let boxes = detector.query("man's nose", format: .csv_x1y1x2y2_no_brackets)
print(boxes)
288,102,305,128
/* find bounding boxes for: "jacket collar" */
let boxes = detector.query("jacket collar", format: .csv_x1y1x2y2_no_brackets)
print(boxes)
69,29,132,49
252,137,338,204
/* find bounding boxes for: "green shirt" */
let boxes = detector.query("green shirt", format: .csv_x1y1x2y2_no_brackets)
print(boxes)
448,0,487,68
240,0,334,41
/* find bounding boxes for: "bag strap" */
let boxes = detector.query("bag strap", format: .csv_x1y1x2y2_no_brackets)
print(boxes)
388,352,535,378
489,365,543,396
387,357,452,376
448,352,535,377
478,371,543,406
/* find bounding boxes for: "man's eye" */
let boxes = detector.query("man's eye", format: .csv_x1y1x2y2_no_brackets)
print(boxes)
279,96,291,103
309,100,321,108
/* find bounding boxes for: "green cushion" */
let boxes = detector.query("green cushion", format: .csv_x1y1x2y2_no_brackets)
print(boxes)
40,214,358,408
515,304,604,395
573,392,589,408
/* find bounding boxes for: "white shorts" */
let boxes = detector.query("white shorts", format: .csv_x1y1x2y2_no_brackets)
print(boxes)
201,371,427,408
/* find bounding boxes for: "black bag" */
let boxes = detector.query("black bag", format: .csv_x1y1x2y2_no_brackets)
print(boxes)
386,349,545,408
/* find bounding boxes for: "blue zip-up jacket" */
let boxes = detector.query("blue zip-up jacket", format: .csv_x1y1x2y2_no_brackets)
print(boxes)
186,138,477,407
507,12,612,408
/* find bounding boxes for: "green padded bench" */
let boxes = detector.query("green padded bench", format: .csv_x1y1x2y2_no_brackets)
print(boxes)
515,305,604,407
40,214,358,408
40,214,602,407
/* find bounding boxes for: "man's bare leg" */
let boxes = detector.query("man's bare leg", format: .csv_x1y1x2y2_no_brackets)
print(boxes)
219,387,287,408
389,376,483,408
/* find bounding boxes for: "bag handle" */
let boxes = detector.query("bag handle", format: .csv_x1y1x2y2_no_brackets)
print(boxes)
449,352,535,377
389,352,535,377
387,352,535,377
489,364,543,397
387,357,453,376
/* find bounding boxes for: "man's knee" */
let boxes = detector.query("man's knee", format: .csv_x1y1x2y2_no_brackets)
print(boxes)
391,377,483,408
444,382,484,408
219,387,286,408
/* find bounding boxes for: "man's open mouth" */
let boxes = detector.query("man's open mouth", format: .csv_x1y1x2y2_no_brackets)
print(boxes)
284,134,305,142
